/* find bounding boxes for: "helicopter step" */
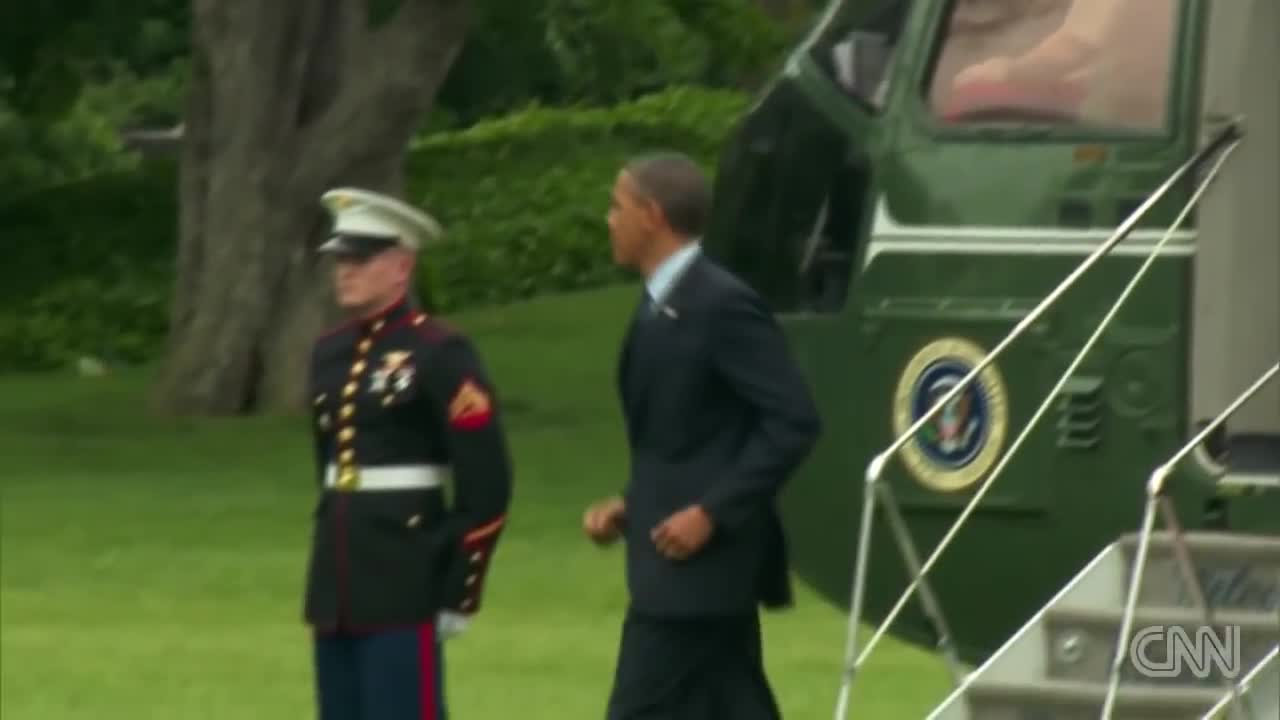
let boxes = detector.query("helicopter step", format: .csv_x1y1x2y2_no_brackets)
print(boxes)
951,651,1280,720
1115,531,1280,612
958,679,1224,720
1200,645,1280,720
1042,606,1280,686
926,531,1280,719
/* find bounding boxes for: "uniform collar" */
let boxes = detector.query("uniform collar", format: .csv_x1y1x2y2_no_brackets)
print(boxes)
645,240,701,306
359,293,416,336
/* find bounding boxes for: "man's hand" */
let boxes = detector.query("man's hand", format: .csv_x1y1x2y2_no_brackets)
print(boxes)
651,505,714,561
583,497,626,546
437,610,470,640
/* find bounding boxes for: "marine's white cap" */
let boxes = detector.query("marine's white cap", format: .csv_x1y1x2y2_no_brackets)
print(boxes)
318,187,443,257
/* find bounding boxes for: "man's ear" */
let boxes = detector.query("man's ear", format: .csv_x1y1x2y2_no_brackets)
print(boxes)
640,197,667,234
394,249,416,280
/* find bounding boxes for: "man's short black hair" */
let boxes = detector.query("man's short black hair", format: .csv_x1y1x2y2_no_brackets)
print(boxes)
623,152,711,239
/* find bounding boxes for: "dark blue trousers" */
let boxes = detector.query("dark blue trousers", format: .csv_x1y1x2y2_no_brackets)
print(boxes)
606,610,781,720
313,624,447,720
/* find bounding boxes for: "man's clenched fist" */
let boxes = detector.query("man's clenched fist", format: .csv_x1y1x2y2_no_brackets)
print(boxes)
583,497,626,546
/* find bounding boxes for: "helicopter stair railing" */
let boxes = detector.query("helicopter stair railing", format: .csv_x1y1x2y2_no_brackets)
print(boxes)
1199,643,1280,720
832,119,1244,720
1102,360,1280,720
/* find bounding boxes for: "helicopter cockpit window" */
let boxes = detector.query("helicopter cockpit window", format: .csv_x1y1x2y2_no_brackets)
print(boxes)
810,1,912,110
926,0,1179,132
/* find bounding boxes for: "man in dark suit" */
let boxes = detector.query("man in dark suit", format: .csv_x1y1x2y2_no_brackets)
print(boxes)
583,152,822,719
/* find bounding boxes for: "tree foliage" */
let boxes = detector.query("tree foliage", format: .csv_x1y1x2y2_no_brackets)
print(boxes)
438,0,792,124
2,0,825,417
1,1,182,115
1,0,186,193
0,87,749,373
1,0,801,196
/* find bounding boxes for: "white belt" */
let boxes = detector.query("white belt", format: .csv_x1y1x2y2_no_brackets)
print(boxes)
324,464,449,491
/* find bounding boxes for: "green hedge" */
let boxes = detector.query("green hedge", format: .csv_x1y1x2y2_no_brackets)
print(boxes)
0,86,750,372
408,86,749,309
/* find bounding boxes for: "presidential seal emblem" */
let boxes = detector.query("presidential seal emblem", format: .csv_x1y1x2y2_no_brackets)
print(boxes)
892,337,1009,492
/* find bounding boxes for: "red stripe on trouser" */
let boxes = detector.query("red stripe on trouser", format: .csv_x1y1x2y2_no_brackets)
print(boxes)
418,622,438,720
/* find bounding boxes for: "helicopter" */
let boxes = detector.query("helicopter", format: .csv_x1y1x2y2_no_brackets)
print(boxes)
702,0,1279,714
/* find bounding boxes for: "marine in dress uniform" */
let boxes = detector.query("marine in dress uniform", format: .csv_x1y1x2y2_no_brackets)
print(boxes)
304,188,513,720
584,153,822,719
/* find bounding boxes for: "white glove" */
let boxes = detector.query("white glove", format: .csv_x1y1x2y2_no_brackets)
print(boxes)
437,611,470,640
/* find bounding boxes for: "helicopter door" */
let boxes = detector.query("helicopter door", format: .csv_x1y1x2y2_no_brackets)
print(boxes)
1191,0,1280,470
704,80,862,315
703,0,912,315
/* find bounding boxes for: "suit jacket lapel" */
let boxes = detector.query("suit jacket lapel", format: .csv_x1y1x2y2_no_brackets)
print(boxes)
623,255,705,436
617,287,650,428
623,299,658,428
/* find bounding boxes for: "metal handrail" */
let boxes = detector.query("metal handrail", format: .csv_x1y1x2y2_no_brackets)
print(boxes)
849,136,1239,707
859,136,1238,669
1102,360,1280,720
1149,362,1279,498
832,120,1242,719
1199,643,1280,720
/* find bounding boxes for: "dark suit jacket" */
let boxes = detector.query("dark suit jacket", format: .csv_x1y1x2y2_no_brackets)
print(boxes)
617,252,822,618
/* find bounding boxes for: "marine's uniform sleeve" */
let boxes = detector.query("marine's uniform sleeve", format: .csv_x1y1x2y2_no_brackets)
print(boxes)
308,340,331,489
425,331,514,615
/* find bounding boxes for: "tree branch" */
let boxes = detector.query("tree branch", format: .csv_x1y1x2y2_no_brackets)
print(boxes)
374,0,470,89
290,0,469,189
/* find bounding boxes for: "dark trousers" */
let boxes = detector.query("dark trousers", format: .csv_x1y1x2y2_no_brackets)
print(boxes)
313,624,447,720
605,608,782,720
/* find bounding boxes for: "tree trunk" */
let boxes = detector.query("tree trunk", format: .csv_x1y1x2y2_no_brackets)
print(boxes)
154,0,469,416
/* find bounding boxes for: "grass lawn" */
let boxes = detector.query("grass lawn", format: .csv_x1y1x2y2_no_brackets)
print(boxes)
0,283,950,719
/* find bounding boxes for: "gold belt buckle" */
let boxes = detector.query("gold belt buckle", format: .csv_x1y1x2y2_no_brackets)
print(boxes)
336,465,359,491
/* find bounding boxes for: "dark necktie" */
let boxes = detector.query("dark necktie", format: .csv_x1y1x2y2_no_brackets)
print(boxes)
634,289,657,323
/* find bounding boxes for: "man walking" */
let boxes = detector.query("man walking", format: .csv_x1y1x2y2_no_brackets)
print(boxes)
304,187,514,719
584,152,822,719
